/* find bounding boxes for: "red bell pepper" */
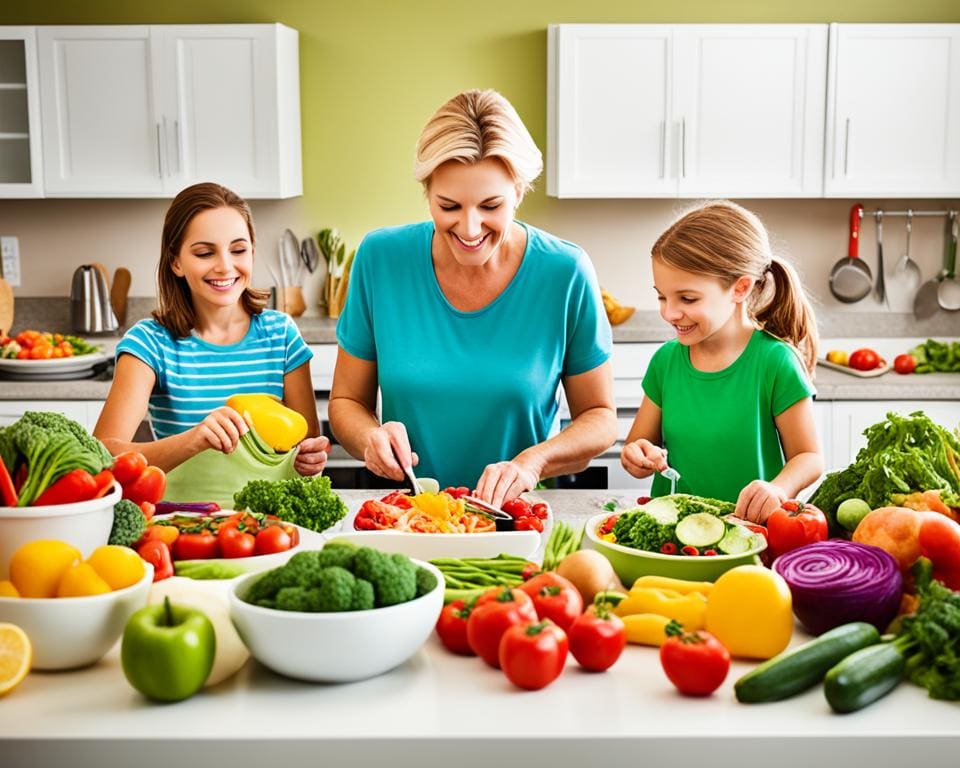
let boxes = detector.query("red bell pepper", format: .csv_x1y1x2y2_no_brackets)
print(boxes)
32,468,98,506
92,470,115,499
918,513,960,590
122,465,166,506
137,539,174,581
0,459,17,506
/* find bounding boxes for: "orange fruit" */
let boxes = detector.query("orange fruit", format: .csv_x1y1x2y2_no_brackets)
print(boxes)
56,562,112,598
0,623,31,696
9,541,81,598
0,581,19,598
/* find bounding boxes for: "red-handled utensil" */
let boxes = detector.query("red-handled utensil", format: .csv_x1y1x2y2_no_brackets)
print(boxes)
829,203,873,303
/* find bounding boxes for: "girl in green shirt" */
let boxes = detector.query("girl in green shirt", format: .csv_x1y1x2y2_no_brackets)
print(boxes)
621,201,823,524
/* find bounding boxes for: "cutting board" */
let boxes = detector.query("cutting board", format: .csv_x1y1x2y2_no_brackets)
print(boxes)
0,277,13,336
817,358,892,378
111,267,131,325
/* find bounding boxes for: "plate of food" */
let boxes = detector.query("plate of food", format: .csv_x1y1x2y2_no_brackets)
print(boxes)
331,489,552,561
0,331,109,378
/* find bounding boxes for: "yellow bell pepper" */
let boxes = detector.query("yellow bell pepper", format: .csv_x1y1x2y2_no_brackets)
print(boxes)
226,393,308,452
621,613,671,646
613,586,707,630
630,575,714,596
704,565,793,659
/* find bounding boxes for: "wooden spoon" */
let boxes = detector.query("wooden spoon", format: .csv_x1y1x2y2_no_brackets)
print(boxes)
110,267,131,325
0,277,13,336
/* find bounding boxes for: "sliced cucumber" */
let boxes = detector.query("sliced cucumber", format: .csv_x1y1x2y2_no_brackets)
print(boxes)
675,513,725,548
640,497,680,525
716,525,755,555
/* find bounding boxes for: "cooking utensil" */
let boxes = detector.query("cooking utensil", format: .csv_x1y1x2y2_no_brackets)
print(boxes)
462,496,516,528
389,443,422,496
915,212,945,320
110,267,131,326
0,276,13,336
300,237,319,274
873,211,887,305
893,208,922,296
937,211,960,311
280,229,302,287
661,449,681,495
829,204,872,303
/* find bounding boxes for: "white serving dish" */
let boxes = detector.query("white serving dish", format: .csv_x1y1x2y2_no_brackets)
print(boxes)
330,498,551,561
0,484,120,579
228,559,443,683
0,350,110,375
0,562,153,670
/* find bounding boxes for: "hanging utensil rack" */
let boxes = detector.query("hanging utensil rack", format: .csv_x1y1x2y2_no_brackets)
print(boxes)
857,208,956,219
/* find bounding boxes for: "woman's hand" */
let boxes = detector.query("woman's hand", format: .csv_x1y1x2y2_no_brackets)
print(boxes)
475,459,540,510
734,480,787,524
294,436,330,477
363,421,419,482
621,438,668,479
192,406,248,455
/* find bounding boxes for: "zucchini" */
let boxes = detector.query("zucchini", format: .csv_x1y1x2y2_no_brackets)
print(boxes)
735,622,880,703
823,642,906,713
675,513,725,547
716,525,754,555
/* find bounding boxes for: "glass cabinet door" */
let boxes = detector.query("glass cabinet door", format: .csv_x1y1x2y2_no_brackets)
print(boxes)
0,27,42,197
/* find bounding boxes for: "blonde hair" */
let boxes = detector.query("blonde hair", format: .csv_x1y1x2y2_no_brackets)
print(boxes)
153,182,269,338
414,89,543,192
652,200,818,375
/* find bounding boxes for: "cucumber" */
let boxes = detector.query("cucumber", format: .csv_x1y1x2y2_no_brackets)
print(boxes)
675,513,725,548
823,641,906,713
716,525,754,555
735,622,880,703
641,497,679,525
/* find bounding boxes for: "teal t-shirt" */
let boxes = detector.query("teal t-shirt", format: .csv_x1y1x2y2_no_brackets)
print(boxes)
336,221,612,487
642,330,815,502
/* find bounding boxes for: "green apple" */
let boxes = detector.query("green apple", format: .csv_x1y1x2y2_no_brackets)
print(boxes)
121,597,216,702
837,498,872,532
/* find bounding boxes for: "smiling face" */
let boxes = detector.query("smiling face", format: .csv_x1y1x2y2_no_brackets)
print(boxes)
427,157,523,268
652,258,754,346
171,206,253,309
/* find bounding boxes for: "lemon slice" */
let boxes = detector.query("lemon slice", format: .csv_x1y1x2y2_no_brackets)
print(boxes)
0,623,32,696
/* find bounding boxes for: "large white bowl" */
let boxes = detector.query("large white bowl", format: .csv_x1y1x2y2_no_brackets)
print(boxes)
0,483,121,579
0,562,153,670
228,559,444,683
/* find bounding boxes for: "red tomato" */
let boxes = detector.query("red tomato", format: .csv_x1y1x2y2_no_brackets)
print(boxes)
659,621,730,696
435,599,475,655
518,573,583,631
766,500,828,559
531,502,550,520
441,486,471,500
137,540,174,581
112,451,148,486
122,465,167,506
568,605,627,671
499,620,569,690
254,525,293,555
894,353,917,375
218,526,256,558
173,531,219,561
501,498,532,519
848,348,881,371
514,516,544,532
466,587,538,668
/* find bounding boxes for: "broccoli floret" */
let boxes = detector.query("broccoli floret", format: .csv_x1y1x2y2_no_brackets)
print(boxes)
315,542,357,570
0,426,15,477
314,566,357,611
275,586,325,612
353,547,417,607
352,578,375,610
415,567,438,597
108,499,146,547
245,565,302,604
233,475,348,533
20,411,113,471
281,549,327,587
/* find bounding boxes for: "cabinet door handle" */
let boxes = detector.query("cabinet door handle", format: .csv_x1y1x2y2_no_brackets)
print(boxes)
155,123,163,179
843,118,851,177
681,118,687,179
174,120,181,174
659,120,666,178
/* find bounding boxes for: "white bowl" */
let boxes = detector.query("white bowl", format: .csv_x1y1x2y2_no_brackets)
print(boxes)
0,484,121,579
228,559,444,683
0,562,153,670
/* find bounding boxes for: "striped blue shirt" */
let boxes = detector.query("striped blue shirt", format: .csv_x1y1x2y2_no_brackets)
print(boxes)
116,310,313,439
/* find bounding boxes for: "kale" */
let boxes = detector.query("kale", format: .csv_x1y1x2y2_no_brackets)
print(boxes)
233,475,348,533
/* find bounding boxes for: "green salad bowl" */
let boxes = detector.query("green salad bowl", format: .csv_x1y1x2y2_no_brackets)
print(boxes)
582,512,766,586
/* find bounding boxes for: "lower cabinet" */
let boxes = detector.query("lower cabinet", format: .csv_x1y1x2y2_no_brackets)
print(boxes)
0,400,104,431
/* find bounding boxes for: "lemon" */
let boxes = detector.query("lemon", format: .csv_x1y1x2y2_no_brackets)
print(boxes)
826,349,848,366
86,545,145,590
0,623,31,696
0,581,19,598
9,540,81,598
57,562,112,598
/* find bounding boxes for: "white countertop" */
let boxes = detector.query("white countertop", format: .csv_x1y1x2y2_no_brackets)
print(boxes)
2,491,958,768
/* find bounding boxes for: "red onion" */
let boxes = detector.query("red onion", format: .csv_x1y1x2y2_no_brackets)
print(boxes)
772,540,903,635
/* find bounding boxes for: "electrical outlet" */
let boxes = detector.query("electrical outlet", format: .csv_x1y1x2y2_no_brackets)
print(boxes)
1,236,20,287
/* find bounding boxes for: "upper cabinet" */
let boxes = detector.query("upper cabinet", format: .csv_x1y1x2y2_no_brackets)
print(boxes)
824,23,960,198
35,24,301,199
0,27,43,198
547,24,828,198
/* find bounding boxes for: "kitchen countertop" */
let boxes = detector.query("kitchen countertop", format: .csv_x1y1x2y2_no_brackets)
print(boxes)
2,489,957,768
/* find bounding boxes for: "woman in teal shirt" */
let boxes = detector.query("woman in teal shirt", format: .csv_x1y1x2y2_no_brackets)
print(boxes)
331,89,616,507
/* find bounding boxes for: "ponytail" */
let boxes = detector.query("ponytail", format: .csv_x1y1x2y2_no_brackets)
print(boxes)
752,257,818,377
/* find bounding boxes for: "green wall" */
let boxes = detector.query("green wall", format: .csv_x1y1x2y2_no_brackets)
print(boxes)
3,1,959,249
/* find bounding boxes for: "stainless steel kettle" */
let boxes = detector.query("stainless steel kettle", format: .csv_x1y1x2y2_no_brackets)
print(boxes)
70,265,119,333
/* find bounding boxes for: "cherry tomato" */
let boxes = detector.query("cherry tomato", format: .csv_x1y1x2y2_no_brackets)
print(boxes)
518,573,583,631
501,498,532,519
173,531,219,561
568,604,627,672
659,620,730,696
218,526,256,558
766,500,828,559
514,516,544,532
122,465,167,506
848,348,881,371
435,599,475,655
499,620,569,690
894,353,917,375
441,486,471,500
466,587,538,668
254,525,293,555
531,502,550,520
112,451,148,486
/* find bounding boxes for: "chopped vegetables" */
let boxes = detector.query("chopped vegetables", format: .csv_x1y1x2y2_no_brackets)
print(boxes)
233,474,347,533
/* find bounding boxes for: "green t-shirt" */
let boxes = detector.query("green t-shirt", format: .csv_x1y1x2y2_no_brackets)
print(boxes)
641,330,816,503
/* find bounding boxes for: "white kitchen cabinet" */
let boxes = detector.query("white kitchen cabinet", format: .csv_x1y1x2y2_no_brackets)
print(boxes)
824,23,960,198
36,24,301,199
547,23,827,198
0,400,104,431
0,27,43,197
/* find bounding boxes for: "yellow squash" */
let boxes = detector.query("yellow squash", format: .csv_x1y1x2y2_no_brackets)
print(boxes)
613,586,707,630
704,565,793,659
621,613,672,646
630,575,714,596
226,393,308,452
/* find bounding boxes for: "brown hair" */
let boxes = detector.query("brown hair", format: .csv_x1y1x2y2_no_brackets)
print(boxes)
413,89,542,193
153,182,269,338
652,200,818,375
